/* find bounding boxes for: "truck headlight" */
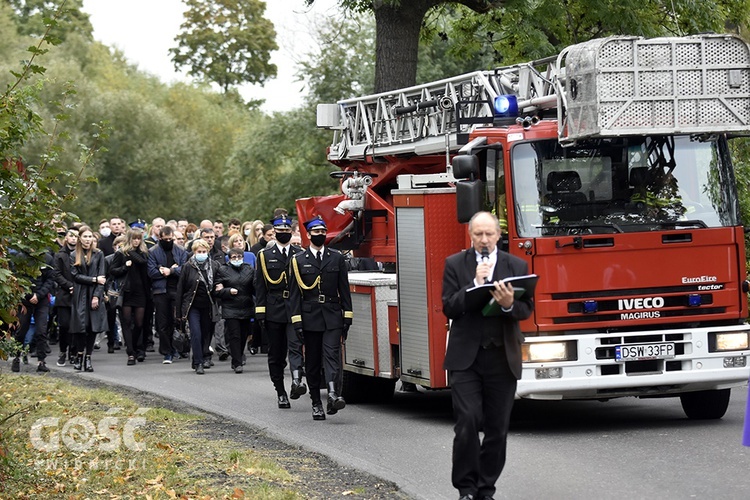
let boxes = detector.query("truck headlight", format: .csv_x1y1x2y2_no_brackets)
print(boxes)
522,341,576,362
711,332,750,352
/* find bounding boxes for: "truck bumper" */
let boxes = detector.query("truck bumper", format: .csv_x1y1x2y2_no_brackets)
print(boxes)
517,324,750,400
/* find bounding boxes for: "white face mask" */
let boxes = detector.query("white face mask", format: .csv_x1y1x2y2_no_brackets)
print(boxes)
244,229,251,236
100,228,111,238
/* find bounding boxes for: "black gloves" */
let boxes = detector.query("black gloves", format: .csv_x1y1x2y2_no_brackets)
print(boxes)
342,324,350,342
257,318,265,331
295,328,304,344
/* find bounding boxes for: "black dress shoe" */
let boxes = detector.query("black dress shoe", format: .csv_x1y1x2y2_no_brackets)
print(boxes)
312,403,326,420
108,346,115,354
326,394,346,415
290,379,307,399
218,352,229,361
277,394,291,409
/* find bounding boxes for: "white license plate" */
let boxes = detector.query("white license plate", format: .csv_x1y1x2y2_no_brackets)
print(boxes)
615,342,675,362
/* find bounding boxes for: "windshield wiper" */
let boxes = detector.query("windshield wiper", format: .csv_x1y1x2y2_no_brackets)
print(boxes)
537,222,624,234
658,219,708,229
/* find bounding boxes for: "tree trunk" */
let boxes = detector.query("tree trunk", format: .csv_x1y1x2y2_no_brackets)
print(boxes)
373,1,436,93
371,0,503,93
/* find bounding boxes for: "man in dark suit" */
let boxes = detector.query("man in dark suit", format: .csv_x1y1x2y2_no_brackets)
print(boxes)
255,215,306,409
442,211,534,500
289,216,353,421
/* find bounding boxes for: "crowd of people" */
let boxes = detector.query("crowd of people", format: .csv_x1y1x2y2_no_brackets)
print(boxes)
9,210,355,421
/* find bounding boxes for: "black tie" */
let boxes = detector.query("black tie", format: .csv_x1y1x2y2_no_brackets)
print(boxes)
316,251,322,265
282,248,287,259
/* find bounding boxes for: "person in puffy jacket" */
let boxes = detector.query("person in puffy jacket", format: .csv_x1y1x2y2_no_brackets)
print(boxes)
214,247,255,373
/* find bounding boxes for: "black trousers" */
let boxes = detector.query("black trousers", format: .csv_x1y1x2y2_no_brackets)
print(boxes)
303,328,342,404
55,306,73,356
449,346,517,499
15,298,50,362
153,292,176,356
224,317,251,369
105,301,117,347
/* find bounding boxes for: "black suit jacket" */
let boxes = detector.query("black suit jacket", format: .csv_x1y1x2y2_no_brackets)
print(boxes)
442,247,534,379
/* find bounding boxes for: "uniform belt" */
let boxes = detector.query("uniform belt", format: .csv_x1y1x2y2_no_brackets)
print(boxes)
304,295,340,304
269,290,290,299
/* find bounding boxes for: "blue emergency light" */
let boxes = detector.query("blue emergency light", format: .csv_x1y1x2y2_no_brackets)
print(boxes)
493,95,519,117
687,294,702,307
582,300,599,314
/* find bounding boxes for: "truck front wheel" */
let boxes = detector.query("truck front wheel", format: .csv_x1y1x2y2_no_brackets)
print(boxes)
679,389,731,419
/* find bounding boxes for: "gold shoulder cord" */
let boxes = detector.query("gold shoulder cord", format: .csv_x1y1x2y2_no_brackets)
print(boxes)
260,250,285,285
291,254,321,291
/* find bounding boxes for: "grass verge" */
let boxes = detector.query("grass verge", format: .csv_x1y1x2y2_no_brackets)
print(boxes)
0,373,299,499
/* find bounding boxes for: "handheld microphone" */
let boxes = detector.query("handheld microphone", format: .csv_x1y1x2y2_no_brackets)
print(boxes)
480,248,490,283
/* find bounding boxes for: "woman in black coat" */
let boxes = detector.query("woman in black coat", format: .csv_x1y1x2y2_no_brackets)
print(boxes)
215,247,255,373
175,239,221,374
69,226,108,371
110,228,151,366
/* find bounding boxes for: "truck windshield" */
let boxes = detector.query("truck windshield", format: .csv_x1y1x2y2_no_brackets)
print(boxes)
509,135,739,237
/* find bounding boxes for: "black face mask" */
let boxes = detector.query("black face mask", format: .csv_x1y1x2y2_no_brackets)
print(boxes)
57,231,67,238
275,232,292,244
309,234,326,247
159,240,174,252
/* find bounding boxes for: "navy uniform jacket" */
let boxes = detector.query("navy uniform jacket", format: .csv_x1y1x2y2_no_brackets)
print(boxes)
442,248,534,380
254,244,302,324
289,247,353,332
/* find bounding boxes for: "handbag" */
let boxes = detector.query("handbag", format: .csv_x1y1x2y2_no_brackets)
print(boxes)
173,328,189,353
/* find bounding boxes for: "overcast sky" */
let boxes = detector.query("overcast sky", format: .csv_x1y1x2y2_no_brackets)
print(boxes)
80,0,339,113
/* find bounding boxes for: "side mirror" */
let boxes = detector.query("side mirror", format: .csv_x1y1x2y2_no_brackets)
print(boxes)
456,179,485,223
453,155,479,179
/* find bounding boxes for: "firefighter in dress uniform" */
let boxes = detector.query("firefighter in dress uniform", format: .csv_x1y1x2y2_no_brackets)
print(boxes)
255,215,307,409
289,216,353,421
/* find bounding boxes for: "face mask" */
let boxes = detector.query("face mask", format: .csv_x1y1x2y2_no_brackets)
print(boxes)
194,253,208,263
244,229,251,236
57,231,67,238
275,232,292,244
100,228,111,238
310,234,326,247
230,260,243,268
159,240,174,252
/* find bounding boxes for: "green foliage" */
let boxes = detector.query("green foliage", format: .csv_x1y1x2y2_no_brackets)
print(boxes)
7,0,93,42
297,11,376,103
446,0,750,66
0,1,104,337
223,106,338,218
170,0,278,93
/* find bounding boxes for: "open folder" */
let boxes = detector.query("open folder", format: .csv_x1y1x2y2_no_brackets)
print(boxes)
466,274,539,316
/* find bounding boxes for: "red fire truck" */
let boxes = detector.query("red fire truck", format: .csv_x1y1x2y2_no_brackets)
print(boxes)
299,34,750,419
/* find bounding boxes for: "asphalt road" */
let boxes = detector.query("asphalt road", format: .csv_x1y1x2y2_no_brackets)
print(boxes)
26,349,750,500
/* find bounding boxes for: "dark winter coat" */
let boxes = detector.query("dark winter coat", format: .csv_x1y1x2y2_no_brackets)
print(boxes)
52,246,75,307
147,243,188,295
215,262,255,320
69,249,108,333
175,258,221,321
110,249,150,295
